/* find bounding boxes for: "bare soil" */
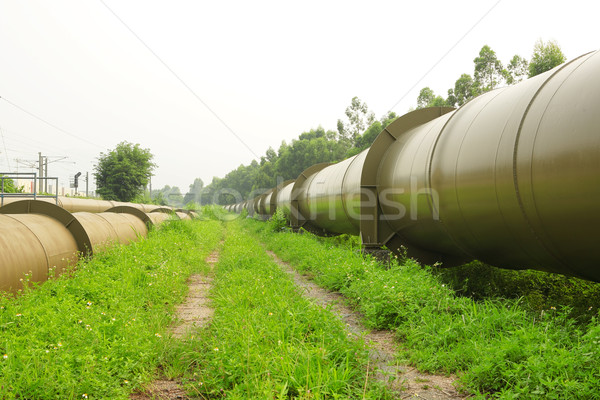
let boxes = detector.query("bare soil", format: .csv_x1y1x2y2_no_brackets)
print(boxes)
130,249,220,400
266,250,466,400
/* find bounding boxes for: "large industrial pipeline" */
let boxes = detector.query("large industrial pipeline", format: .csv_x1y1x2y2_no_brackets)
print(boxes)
0,197,194,293
228,50,600,282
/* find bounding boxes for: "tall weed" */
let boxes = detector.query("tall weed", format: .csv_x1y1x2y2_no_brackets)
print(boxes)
243,219,600,398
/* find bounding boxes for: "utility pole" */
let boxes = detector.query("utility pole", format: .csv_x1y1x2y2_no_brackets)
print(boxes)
38,152,43,193
85,172,89,197
44,156,48,193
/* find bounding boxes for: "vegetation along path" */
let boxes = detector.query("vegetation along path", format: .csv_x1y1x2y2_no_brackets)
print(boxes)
178,220,396,398
266,249,463,399
131,246,222,400
0,219,223,399
5,213,600,399
244,216,600,399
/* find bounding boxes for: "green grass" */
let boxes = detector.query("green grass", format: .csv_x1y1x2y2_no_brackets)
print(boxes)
433,261,600,323
174,220,390,399
244,218,600,399
0,220,223,399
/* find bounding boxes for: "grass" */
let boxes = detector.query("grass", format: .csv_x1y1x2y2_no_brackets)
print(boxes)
173,220,390,399
5,206,598,399
0,219,223,399
244,217,600,399
433,261,600,323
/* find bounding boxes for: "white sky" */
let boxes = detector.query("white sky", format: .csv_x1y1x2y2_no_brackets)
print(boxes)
0,0,597,195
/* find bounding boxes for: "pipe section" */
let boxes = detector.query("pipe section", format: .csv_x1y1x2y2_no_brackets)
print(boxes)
0,196,173,214
296,152,367,235
0,199,177,293
228,50,600,281
366,51,600,280
0,214,79,292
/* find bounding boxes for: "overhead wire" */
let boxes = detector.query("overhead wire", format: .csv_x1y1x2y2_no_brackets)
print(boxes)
99,0,260,159
0,126,66,155
0,96,105,149
0,126,11,170
387,0,503,112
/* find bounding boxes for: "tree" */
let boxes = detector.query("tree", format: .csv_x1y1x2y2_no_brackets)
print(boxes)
152,185,184,206
94,141,155,202
504,55,529,84
417,87,435,109
416,87,449,109
473,45,504,92
528,39,566,78
183,178,204,205
380,111,398,129
167,186,184,206
347,121,383,157
452,73,477,106
0,175,23,193
337,97,375,144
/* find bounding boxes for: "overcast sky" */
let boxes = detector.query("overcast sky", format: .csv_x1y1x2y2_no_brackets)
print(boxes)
0,0,597,195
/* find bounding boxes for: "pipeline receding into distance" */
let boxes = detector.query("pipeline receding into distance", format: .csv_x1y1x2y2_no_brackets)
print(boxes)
229,50,600,282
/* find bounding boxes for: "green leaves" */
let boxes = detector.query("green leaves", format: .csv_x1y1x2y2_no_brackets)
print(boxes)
0,220,223,398
94,141,156,202
528,39,566,78
249,218,600,398
186,221,388,398
418,40,564,109
473,45,504,91
0,175,24,193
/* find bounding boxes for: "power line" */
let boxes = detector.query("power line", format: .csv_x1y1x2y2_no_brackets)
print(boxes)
1,126,66,153
387,0,503,112
0,96,105,149
99,0,260,159
0,126,11,170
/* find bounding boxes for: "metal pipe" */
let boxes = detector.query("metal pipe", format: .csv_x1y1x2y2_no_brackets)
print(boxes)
0,200,167,292
296,153,367,235
280,50,600,280
274,180,295,215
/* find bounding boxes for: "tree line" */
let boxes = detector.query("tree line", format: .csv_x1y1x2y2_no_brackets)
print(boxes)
192,101,396,205
192,39,566,206
87,40,566,205
416,39,565,109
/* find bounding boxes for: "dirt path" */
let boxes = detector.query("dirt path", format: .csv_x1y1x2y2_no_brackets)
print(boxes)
130,249,220,400
266,250,465,400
